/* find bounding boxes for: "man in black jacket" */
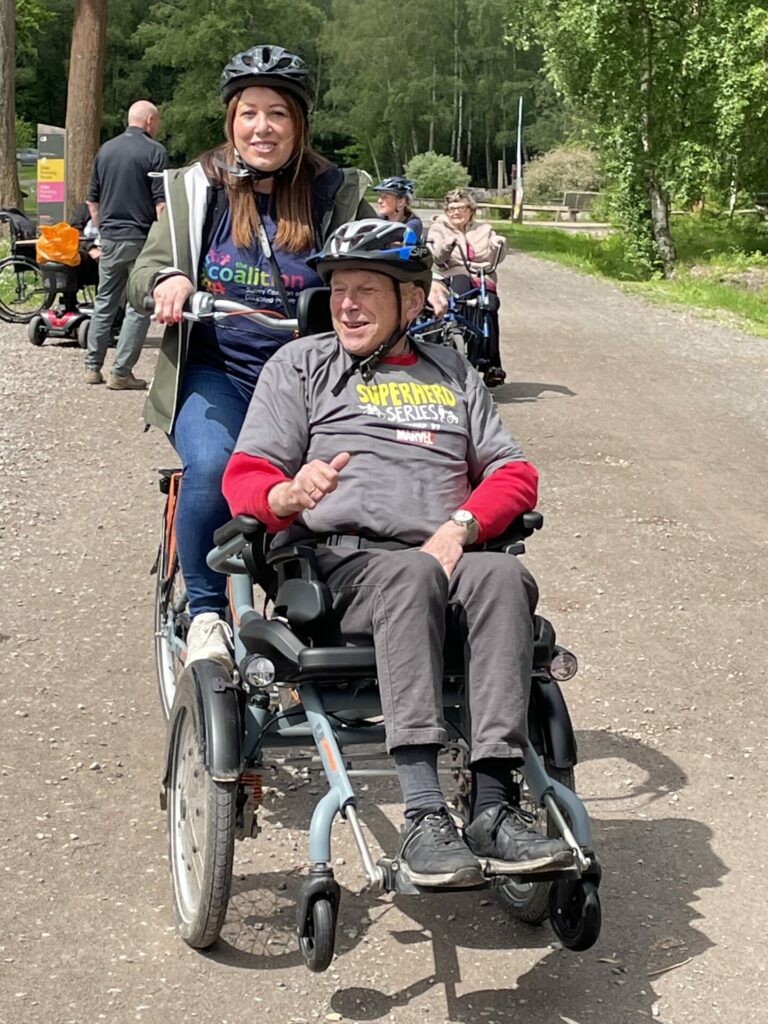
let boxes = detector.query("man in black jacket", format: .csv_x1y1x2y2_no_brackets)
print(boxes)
84,101,169,390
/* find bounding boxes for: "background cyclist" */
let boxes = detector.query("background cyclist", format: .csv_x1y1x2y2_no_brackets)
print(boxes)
426,188,508,388
373,176,423,238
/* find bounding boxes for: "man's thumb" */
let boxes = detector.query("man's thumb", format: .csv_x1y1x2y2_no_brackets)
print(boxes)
330,452,351,471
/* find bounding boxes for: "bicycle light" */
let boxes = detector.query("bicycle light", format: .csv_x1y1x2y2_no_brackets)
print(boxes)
243,656,276,688
550,648,578,682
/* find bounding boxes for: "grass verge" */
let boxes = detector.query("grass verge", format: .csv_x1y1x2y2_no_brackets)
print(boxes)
496,215,768,336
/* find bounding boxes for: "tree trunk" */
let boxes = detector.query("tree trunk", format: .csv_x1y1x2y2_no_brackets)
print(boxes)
640,12,676,272
428,63,436,152
65,0,108,215
457,87,463,165
0,0,24,212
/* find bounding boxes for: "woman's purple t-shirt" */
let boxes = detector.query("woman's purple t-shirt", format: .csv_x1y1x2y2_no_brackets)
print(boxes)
189,196,323,386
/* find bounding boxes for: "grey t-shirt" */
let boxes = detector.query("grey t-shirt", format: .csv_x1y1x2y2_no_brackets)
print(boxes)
234,334,526,545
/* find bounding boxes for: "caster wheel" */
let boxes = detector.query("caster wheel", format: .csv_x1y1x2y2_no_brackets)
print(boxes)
27,315,46,346
77,319,90,349
549,878,601,951
299,897,336,973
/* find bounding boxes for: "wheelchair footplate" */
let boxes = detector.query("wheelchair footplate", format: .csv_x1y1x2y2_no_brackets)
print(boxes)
375,849,598,896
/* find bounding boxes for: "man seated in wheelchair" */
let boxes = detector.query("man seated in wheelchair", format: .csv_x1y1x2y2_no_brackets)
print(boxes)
222,218,570,888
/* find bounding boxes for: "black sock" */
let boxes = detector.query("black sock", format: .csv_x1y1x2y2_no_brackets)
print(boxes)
470,757,523,819
392,744,445,821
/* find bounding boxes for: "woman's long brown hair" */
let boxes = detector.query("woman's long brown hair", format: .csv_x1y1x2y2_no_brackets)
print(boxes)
201,89,330,254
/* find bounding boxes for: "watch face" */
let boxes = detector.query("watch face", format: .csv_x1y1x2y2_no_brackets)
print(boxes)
453,510,473,524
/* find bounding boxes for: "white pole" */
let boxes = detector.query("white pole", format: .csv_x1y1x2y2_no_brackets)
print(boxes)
513,95,524,222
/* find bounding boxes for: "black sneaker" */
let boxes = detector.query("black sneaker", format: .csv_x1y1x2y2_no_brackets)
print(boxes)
465,803,574,874
484,366,507,388
398,807,484,887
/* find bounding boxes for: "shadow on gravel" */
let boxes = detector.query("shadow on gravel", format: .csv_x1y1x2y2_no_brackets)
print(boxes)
493,381,576,405
198,731,725,1023
325,730,727,1023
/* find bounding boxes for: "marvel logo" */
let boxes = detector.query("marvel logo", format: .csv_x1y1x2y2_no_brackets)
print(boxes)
396,429,436,446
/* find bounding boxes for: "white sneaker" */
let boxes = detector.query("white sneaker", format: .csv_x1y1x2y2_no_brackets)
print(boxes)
185,612,234,670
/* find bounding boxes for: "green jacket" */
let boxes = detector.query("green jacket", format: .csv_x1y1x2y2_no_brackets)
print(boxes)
128,161,373,433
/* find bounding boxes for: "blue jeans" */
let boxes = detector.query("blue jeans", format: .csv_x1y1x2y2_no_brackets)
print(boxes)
170,364,254,616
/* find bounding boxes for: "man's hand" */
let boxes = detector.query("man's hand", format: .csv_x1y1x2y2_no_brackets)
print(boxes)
420,520,467,578
428,280,450,317
268,452,351,517
153,275,195,324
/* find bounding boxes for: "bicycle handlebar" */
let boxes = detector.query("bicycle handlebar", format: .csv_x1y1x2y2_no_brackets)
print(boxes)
142,290,298,332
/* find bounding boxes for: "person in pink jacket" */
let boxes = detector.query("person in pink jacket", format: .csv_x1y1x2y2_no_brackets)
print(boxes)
426,189,508,387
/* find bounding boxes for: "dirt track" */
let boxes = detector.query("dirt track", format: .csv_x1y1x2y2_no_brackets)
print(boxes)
1,255,767,1024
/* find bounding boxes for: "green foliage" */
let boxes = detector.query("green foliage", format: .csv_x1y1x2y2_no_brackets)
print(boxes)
15,118,35,149
515,0,768,272
499,215,768,333
523,146,601,202
406,152,471,199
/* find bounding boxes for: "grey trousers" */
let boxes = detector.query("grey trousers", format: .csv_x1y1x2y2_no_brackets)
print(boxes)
85,238,151,376
315,548,539,761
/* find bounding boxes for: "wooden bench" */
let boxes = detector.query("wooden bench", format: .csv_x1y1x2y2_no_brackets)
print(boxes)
562,191,599,220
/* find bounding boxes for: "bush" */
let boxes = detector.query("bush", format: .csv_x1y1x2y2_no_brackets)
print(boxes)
15,117,35,149
405,152,471,200
524,146,602,203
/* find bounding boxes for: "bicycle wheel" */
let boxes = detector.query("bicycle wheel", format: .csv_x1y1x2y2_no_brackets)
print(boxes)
167,672,237,948
496,761,576,925
154,473,188,719
0,256,48,322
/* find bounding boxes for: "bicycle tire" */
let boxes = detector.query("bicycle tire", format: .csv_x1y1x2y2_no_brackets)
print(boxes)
167,673,237,948
0,256,49,322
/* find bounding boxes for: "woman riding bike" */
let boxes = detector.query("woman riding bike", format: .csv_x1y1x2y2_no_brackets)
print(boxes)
373,176,423,239
127,43,375,670
426,189,508,388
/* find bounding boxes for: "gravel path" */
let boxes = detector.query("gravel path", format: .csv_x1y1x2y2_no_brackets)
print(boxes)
1,255,766,1024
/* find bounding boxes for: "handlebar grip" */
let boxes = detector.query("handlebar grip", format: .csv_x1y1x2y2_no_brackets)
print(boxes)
142,296,155,313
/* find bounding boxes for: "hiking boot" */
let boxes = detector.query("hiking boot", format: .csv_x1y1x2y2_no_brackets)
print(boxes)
484,366,507,388
107,371,147,390
185,612,234,671
398,807,484,887
85,368,104,385
465,803,573,874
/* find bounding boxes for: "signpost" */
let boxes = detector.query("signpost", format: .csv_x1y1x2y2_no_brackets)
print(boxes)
37,125,67,226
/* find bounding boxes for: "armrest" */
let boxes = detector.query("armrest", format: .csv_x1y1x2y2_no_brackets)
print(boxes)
212,514,265,547
482,510,543,553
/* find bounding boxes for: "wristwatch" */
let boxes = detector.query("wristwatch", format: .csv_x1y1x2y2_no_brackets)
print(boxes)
449,509,479,545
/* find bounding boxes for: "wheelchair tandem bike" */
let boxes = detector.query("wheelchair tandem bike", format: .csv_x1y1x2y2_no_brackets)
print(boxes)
151,292,603,973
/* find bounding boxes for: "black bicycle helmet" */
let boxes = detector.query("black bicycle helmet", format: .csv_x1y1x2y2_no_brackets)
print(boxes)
220,44,313,111
310,219,432,294
372,176,415,199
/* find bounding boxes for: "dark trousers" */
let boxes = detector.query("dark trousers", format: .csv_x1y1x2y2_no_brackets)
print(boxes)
315,547,538,761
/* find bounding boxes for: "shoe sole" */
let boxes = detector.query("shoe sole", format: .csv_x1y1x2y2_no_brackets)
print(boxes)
185,652,234,673
478,849,575,875
107,383,146,390
403,863,485,888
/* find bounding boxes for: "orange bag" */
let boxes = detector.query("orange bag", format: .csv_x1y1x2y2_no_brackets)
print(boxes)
36,222,81,266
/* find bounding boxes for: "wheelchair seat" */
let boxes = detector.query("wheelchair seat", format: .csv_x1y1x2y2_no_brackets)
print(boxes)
230,511,554,688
